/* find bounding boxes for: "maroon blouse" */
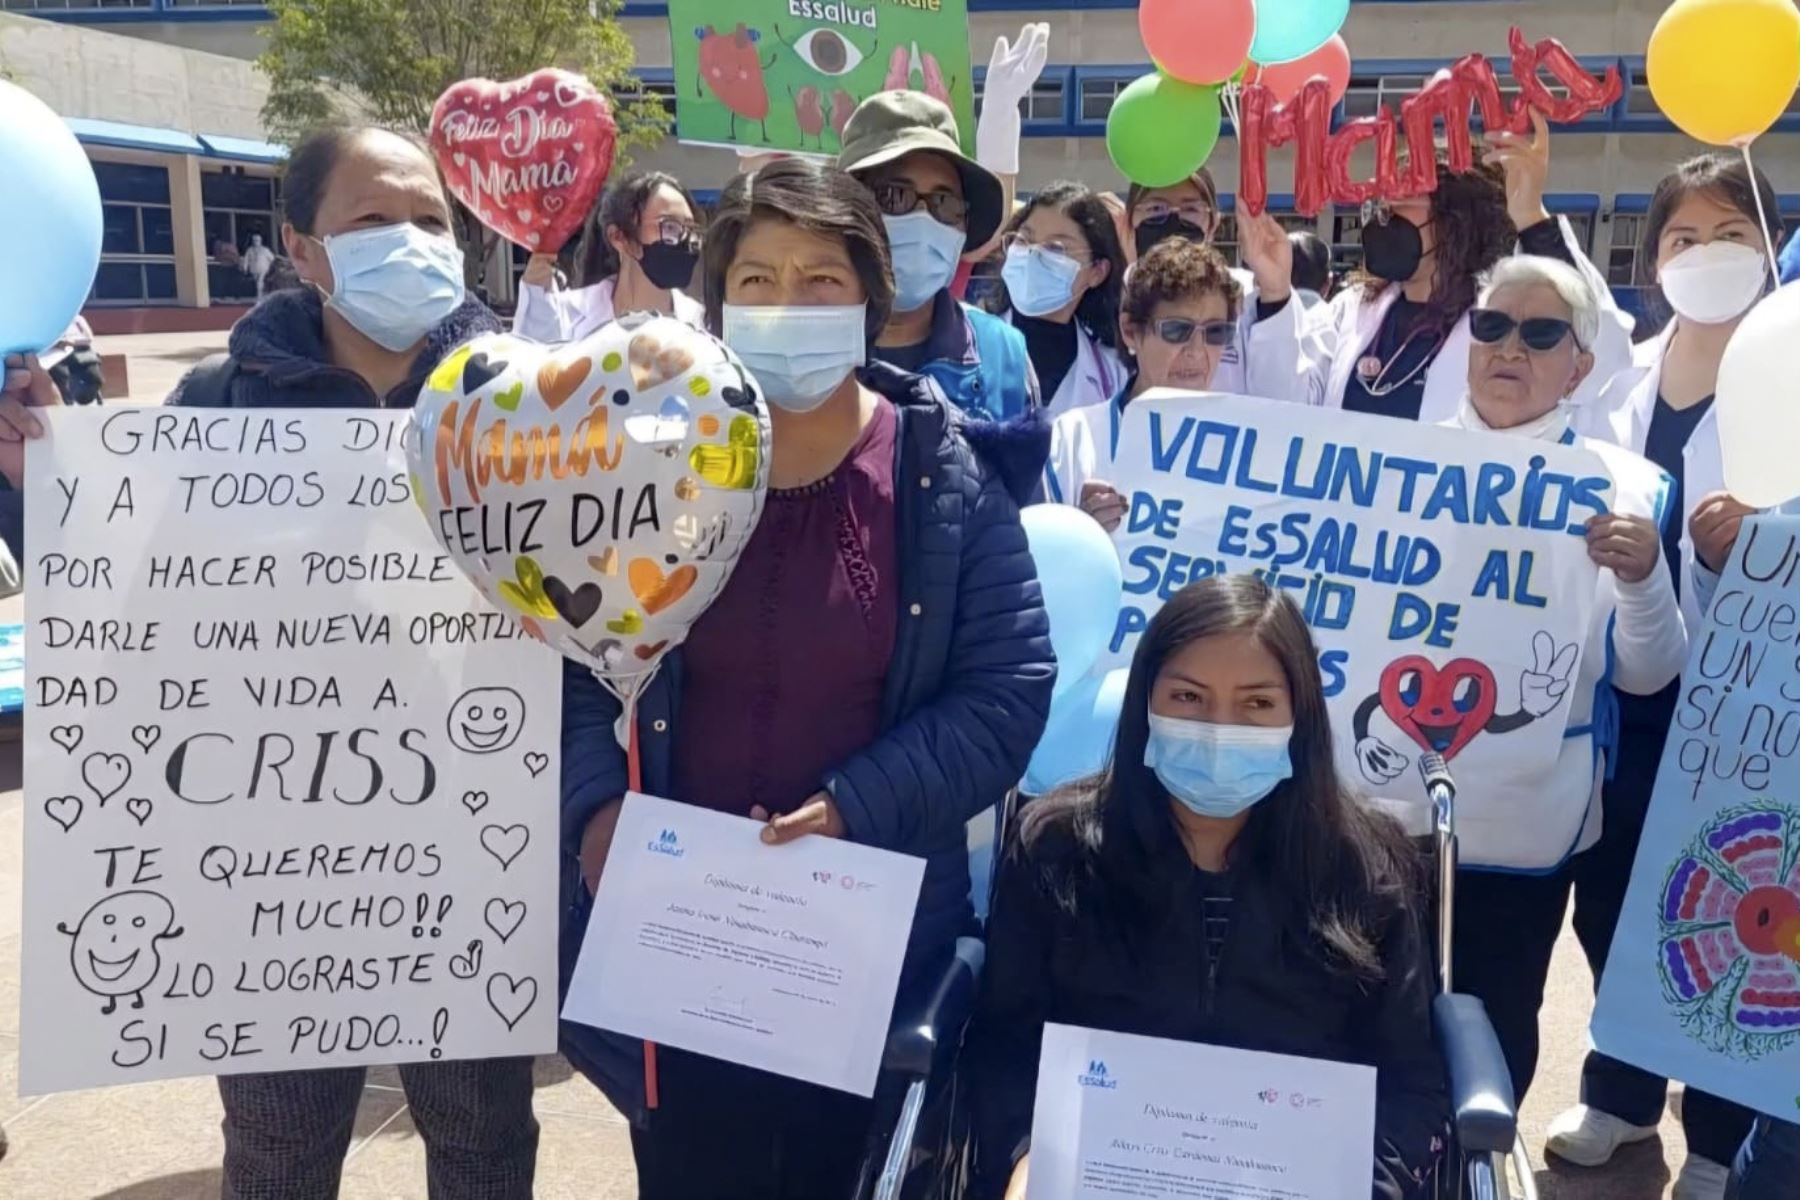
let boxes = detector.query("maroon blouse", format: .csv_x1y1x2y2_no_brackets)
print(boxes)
672,399,899,817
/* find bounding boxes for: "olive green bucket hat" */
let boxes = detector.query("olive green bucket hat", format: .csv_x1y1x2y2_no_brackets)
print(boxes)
836,90,1005,249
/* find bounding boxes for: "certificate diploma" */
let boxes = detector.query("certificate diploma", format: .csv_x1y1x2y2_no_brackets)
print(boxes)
1028,1024,1377,1200
562,792,926,1095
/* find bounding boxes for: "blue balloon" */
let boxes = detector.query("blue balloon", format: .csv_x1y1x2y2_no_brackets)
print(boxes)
0,83,103,356
1021,666,1130,796
1250,0,1349,66
1021,505,1123,698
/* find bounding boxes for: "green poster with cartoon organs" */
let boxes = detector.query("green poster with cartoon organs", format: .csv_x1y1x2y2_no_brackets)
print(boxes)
670,0,975,155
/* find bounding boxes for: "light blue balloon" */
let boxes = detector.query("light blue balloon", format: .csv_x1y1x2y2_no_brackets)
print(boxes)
0,82,103,356
1021,505,1123,699
1021,666,1130,796
1250,0,1349,66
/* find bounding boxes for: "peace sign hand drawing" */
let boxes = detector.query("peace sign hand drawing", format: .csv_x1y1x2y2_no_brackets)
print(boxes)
1519,631,1579,719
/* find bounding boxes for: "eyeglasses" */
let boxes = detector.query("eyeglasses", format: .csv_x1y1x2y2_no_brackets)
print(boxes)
648,216,699,246
1149,318,1235,348
1002,232,1091,264
871,181,968,228
1135,200,1214,228
1468,308,1582,352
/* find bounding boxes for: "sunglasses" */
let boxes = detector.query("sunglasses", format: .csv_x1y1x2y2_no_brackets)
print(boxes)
1149,318,1235,348
871,181,968,228
1469,308,1582,352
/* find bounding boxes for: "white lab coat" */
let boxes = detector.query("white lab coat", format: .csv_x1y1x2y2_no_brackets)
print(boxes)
1000,311,1129,420
1301,218,1634,424
1375,410,1686,871
1579,323,1800,627
513,277,705,344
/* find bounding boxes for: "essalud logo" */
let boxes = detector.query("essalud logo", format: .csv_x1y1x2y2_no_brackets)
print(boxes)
648,828,686,858
1077,1059,1118,1089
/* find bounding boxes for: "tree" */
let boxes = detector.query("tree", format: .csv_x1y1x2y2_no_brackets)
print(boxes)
258,0,670,289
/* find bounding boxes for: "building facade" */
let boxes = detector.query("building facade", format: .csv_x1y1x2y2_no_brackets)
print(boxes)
5,0,1797,321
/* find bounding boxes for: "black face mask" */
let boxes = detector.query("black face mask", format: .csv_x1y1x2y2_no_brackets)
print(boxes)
1134,216,1209,260
1359,217,1424,284
638,238,700,290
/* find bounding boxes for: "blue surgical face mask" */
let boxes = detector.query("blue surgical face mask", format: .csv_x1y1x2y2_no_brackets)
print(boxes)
1144,714,1294,819
312,223,466,352
884,212,966,314
1002,243,1083,318
722,303,866,413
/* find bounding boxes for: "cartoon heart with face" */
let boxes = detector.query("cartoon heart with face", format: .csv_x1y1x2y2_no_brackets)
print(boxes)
410,316,771,704
1377,656,1498,761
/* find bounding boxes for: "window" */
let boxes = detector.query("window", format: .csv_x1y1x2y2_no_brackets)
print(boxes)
1608,214,1646,287
91,161,178,306
620,78,678,119
1330,211,1365,277
0,0,152,8
1558,212,1596,256
974,77,1065,124
203,169,280,303
1341,74,1426,120
1626,69,1660,117
1079,77,1132,125
1213,214,1239,267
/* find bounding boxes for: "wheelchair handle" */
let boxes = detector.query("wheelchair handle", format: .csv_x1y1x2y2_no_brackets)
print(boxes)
1418,752,1457,996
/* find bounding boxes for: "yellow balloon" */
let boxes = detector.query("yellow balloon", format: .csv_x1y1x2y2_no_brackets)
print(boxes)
1648,0,1800,146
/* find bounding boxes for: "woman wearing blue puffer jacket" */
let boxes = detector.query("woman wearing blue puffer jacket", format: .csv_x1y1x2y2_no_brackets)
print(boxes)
557,157,1056,1200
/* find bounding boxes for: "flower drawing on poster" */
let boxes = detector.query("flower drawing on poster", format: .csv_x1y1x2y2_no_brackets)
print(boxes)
1657,803,1800,1058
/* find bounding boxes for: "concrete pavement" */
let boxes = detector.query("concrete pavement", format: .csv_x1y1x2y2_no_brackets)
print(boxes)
1,334,1700,1197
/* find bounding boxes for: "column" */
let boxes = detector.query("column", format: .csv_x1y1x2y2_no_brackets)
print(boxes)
167,153,210,309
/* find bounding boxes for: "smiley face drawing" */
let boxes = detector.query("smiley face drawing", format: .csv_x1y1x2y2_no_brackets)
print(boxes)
1351,632,1578,785
446,686,526,755
57,890,184,1014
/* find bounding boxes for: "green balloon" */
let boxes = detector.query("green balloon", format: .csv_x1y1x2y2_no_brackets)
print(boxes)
1105,73,1222,189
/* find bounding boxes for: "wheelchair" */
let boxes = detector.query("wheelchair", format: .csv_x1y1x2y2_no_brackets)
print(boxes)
849,753,1541,1200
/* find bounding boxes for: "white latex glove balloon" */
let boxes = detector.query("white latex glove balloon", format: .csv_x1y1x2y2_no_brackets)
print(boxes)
975,22,1050,177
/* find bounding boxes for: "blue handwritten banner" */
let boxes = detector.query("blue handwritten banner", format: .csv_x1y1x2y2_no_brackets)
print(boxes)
1106,392,1611,823
1593,514,1800,1119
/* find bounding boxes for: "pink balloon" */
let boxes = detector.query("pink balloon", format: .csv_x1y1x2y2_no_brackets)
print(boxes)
1140,0,1256,86
1249,34,1353,107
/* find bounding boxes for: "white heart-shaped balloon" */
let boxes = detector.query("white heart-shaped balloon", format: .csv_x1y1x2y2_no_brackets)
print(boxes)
407,315,770,703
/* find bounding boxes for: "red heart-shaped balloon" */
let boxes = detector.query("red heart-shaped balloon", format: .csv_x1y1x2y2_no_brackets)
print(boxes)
429,68,617,254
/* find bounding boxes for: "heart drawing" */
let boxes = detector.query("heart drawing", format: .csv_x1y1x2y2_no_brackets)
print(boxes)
484,898,527,943
480,824,530,871
486,972,539,1031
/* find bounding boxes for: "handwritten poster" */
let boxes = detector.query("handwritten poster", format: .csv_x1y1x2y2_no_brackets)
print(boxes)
1107,392,1609,825
20,409,562,1095
1593,515,1800,1118
669,0,975,155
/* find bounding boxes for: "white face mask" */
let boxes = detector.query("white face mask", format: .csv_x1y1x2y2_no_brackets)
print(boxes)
722,304,866,413
313,223,466,352
1659,240,1768,326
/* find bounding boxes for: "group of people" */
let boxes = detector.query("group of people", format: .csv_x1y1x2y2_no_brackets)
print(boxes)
0,74,1794,1200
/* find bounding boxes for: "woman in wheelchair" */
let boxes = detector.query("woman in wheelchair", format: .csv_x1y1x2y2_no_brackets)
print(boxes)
966,574,1449,1199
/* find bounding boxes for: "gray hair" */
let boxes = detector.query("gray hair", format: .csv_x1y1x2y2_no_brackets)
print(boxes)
1477,255,1601,350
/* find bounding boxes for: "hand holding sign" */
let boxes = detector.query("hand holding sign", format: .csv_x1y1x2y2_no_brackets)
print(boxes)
430,69,618,254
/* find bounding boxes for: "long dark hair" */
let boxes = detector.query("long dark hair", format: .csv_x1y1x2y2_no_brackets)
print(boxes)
1022,575,1417,980
1641,152,1778,320
701,158,895,345
1358,156,1514,336
986,182,1125,347
571,171,700,287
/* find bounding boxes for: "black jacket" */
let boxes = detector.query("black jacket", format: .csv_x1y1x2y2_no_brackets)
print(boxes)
167,288,502,409
966,812,1448,1200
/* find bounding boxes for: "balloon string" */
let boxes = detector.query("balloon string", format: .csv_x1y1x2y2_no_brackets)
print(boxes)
1740,142,1781,282
621,691,659,1111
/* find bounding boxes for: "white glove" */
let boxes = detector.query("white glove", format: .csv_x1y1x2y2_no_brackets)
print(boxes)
1519,630,1579,719
1356,736,1409,785
975,22,1050,176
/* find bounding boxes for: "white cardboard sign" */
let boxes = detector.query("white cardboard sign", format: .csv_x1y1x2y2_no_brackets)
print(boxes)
20,408,562,1094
